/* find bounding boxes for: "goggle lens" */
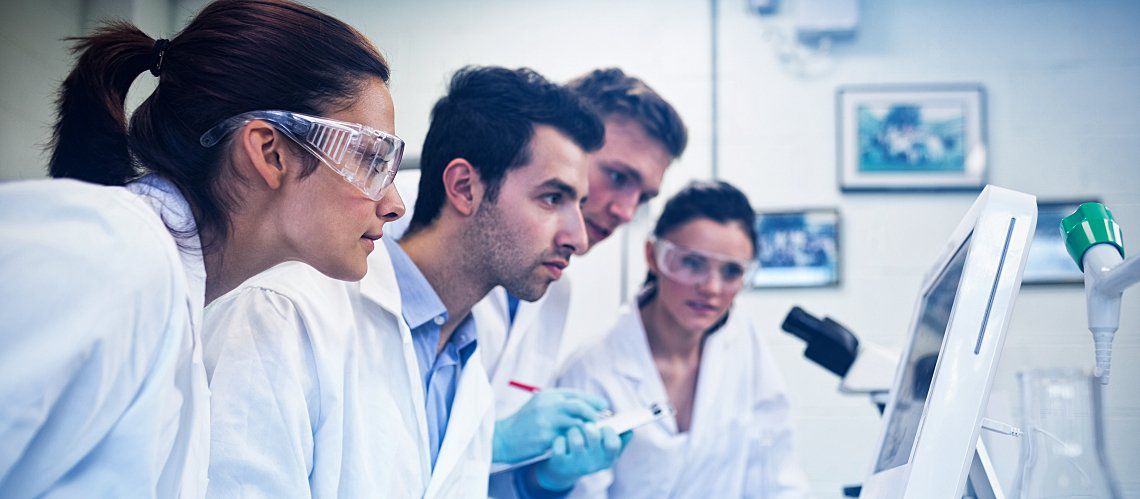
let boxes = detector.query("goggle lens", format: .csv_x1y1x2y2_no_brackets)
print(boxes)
201,110,404,201
654,239,752,291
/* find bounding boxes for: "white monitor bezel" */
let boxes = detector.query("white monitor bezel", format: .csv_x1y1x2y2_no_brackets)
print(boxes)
860,185,1036,498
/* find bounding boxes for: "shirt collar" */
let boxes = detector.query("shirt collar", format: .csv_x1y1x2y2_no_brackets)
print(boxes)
450,315,480,364
384,237,448,329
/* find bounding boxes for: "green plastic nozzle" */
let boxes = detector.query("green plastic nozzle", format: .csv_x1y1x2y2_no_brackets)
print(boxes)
1061,202,1124,271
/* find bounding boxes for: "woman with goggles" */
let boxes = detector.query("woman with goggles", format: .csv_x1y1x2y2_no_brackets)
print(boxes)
556,181,810,498
0,0,403,496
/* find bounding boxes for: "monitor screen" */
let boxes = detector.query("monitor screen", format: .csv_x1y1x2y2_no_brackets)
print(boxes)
874,234,971,473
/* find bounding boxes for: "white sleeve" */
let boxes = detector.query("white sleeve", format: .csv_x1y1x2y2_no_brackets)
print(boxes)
203,287,319,498
0,185,183,491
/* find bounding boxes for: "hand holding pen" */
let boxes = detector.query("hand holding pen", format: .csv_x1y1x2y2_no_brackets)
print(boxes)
504,381,629,492
510,380,615,419
491,381,611,465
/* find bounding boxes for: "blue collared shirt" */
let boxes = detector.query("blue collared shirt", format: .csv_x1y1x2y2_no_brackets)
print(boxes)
385,237,479,469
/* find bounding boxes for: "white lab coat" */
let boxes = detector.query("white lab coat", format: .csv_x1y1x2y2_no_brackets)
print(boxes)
556,305,812,499
202,240,494,498
475,278,574,417
473,279,573,498
0,176,210,498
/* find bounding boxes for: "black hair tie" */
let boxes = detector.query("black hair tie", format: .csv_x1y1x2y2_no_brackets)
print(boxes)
150,39,170,77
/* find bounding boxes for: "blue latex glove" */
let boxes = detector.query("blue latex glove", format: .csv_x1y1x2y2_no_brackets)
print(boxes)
493,388,608,464
530,423,631,492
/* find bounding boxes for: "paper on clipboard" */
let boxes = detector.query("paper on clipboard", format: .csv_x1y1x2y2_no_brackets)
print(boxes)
490,402,674,475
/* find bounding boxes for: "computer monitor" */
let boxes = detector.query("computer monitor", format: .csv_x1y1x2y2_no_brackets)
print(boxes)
860,185,1037,498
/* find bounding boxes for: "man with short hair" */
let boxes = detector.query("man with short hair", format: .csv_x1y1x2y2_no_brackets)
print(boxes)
480,68,688,498
203,66,618,498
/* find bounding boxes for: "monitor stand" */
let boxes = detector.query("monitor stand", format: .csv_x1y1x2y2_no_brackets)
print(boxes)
845,441,1006,498
965,440,1004,499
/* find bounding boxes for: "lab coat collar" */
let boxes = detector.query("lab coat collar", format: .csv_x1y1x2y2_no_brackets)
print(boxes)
481,277,567,386
607,305,679,435
503,281,552,345
611,304,655,384
615,305,742,384
428,348,493,489
474,287,511,377
358,239,404,315
125,174,205,322
609,304,746,438
356,240,435,483
686,313,742,442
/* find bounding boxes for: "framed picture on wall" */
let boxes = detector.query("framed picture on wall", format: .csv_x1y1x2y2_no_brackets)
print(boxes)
837,84,987,191
1023,199,1096,285
750,208,841,289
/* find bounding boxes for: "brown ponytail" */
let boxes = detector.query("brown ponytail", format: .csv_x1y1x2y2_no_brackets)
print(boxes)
49,22,154,185
48,0,391,248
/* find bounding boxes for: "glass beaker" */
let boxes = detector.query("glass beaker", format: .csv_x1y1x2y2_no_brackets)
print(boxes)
1012,368,1121,498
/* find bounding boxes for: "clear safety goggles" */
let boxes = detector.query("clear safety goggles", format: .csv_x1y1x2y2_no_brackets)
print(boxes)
652,238,755,292
200,110,404,201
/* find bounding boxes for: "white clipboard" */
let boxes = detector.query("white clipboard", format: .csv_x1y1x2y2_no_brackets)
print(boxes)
489,402,674,475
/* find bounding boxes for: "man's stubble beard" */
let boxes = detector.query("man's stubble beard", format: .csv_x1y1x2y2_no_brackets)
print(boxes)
467,199,550,301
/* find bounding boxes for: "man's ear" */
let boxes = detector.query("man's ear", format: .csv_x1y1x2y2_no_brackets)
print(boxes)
441,158,486,217
236,120,291,191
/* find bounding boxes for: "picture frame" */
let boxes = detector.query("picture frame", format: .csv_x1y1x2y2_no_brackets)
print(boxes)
1022,199,1097,285
837,84,987,191
750,208,841,289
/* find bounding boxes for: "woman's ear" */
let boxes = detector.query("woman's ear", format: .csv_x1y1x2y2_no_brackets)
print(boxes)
441,158,485,217
644,240,658,273
236,120,291,191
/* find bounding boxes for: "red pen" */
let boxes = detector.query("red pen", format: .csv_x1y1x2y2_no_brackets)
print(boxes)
508,379,615,420
508,380,541,393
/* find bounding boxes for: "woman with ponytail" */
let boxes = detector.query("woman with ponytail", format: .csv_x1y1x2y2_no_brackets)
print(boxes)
0,0,405,496
555,181,811,498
